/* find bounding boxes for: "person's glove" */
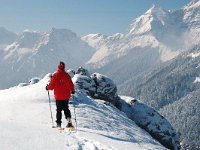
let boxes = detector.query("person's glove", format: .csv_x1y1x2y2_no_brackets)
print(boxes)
71,91,75,94
46,85,49,91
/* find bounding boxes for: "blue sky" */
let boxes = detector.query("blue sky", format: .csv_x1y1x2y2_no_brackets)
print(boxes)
0,0,190,36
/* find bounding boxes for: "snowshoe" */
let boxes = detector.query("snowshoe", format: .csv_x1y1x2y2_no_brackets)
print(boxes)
66,122,76,132
66,122,74,128
57,123,61,128
56,124,64,130
66,118,76,131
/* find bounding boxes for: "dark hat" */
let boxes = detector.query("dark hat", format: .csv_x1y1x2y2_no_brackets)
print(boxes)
58,61,65,70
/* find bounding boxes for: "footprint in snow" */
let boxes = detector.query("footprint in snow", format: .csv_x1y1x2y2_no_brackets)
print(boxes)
66,134,110,150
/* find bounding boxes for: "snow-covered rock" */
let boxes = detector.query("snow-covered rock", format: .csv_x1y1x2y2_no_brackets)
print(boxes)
17,77,41,87
72,68,180,149
29,77,40,84
67,69,76,78
17,83,29,87
120,96,180,150
73,68,121,109
76,66,91,77
90,73,120,108
73,74,94,94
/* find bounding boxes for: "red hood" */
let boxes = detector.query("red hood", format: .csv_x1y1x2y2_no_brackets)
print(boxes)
58,64,65,71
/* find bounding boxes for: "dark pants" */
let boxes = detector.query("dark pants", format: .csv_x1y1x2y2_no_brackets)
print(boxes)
55,100,71,125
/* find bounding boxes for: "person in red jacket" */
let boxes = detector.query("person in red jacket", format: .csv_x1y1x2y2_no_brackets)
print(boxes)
46,61,75,128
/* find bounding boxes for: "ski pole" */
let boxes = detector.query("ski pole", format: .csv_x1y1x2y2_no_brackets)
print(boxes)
72,94,77,131
47,90,55,128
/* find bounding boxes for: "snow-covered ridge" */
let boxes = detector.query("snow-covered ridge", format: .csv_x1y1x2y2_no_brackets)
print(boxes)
188,52,200,58
69,67,180,149
184,0,200,10
183,0,200,28
128,5,172,35
2,67,179,149
0,72,166,150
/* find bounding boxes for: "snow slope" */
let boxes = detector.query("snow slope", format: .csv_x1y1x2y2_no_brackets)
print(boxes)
0,74,166,150
68,67,180,149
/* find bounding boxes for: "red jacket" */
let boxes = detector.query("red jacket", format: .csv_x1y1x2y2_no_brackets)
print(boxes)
47,68,74,100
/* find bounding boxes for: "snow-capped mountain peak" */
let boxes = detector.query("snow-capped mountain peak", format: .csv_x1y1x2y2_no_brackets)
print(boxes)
83,33,106,39
49,28,77,42
128,5,170,35
81,33,107,48
17,29,43,49
145,4,168,16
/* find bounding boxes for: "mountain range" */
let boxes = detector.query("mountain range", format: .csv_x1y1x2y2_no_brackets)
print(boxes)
0,0,199,89
0,28,94,89
83,0,200,86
